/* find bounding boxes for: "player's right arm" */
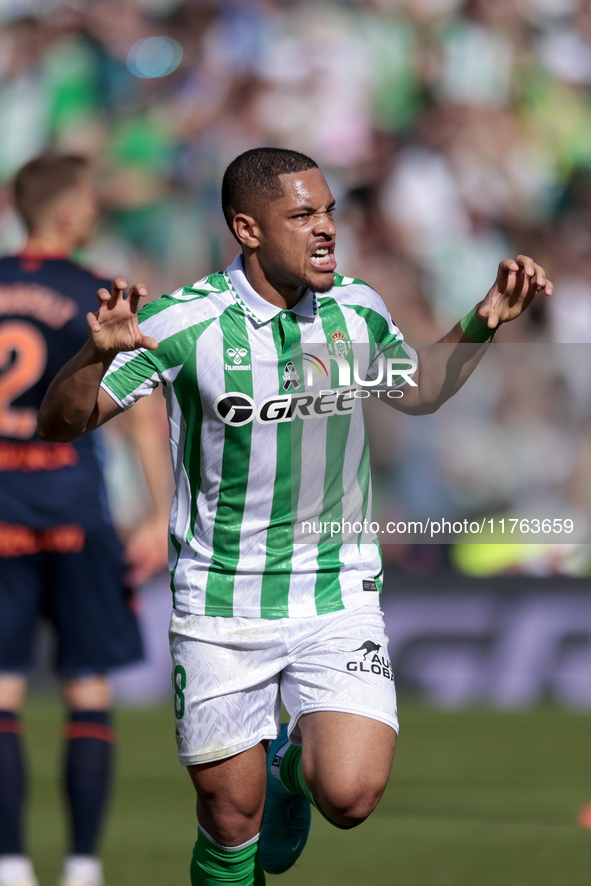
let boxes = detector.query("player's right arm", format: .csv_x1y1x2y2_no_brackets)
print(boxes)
37,277,157,442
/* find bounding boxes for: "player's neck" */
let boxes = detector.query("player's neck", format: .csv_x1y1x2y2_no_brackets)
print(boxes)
242,252,307,310
19,232,76,260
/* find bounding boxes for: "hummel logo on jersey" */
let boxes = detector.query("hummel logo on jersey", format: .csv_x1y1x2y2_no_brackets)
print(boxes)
225,347,251,371
282,361,300,391
214,387,358,426
227,347,248,364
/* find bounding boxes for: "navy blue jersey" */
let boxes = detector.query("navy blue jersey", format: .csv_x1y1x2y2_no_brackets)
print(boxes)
0,255,114,537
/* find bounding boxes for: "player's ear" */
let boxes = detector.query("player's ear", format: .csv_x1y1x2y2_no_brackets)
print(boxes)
54,190,81,238
52,193,72,234
233,213,261,249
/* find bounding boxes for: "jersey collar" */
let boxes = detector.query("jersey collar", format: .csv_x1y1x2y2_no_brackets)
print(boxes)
225,254,317,325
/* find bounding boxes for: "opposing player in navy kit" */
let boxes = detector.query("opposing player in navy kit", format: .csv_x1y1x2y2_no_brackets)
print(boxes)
0,154,170,886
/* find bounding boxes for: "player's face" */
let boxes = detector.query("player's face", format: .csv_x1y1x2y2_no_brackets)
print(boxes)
255,168,337,294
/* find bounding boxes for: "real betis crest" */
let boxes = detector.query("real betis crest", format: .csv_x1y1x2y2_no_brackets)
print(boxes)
327,328,352,358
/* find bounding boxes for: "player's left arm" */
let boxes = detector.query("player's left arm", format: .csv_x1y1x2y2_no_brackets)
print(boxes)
113,394,173,586
392,254,553,414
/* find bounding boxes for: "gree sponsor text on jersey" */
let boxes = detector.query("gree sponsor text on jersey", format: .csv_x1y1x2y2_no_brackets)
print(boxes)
214,382,409,427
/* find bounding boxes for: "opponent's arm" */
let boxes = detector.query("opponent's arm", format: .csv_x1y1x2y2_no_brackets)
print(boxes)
38,278,157,441
392,255,553,414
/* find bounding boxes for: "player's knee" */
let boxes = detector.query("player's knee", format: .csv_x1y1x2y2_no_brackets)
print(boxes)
193,782,265,845
321,780,386,828
62,676,112,710
207,808,259,846
195,793,263,846
341,790,383,827
198,788,262,824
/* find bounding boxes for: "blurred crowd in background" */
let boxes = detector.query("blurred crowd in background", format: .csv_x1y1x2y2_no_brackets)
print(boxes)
3,0,591,578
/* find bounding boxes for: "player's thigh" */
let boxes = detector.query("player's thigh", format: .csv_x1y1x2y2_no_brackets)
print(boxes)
0,550,44,675
298,710,396,804
281,605,399,744
170,610,286,766
49,526,143,678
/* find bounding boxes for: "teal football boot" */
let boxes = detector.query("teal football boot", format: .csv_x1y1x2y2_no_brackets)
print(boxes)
260,724,312,874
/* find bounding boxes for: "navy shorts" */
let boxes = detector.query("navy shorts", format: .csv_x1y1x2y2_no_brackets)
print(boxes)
0,524,143,678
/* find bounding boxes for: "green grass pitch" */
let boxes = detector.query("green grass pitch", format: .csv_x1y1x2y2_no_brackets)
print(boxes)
23,697,591,886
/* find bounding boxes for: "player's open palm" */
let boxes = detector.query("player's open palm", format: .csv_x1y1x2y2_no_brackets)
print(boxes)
86,277,158,354
476,255,554,330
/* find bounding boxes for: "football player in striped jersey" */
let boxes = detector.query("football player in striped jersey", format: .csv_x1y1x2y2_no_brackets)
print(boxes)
38,147,553,886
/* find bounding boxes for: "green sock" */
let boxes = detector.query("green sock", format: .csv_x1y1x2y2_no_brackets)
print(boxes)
190,826,265,885
277,742,351,830
278,741,314,802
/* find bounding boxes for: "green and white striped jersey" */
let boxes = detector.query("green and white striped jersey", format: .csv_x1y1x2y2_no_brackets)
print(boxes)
101,255,417,618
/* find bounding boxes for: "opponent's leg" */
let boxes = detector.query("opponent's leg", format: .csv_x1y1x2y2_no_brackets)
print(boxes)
0,550,43,886
0,676,35,886
187,743,267,886
53,529,142,886
60,677,114,886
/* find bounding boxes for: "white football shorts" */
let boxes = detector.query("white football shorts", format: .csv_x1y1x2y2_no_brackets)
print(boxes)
169,605,398,765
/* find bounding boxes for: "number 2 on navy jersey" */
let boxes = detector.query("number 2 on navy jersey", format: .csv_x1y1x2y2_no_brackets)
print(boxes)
0,320,47,439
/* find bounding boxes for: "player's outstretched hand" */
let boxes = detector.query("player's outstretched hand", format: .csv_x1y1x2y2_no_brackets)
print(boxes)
476,255,554,330
86,277,158,355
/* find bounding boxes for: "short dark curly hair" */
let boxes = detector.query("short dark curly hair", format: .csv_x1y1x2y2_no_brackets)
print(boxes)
221,147,318,242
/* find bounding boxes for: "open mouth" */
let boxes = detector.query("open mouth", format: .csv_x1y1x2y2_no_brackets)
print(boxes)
310,243,336,271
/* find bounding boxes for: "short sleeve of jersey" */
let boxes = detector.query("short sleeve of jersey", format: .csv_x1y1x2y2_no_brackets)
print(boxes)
100,299,169,409
101,346,160,409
